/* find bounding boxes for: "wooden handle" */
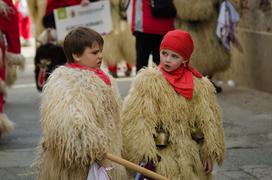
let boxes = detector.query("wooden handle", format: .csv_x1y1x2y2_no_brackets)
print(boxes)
105,153,169,180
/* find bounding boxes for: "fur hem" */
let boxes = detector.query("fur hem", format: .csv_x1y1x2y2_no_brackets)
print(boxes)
174,0,214,21
0,79,7,95
6,52,26,70
37,66,127,179
0,113,14,135
122,66,224,178
5,65,18,87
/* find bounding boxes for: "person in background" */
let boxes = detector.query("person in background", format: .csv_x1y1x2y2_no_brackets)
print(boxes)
0,0,20,55
130,0,175,72
25,0,97,47
121,30,225,179
43,0,96,29
0,0,25,137
15,0,32,46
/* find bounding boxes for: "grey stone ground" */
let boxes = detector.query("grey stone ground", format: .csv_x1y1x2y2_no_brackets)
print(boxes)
0,45,272,180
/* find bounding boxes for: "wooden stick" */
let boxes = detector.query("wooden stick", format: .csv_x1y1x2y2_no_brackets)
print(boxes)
105,153,169,180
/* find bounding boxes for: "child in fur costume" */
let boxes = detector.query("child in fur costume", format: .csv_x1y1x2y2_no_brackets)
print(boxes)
121,30,225,180
36,27,127,180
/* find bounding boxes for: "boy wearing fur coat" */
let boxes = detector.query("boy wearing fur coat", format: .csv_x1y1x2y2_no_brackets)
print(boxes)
122,30,225,179
36,27,127,180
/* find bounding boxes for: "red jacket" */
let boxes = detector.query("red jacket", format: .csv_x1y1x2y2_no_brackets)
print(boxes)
46,0,81,15
131,0,175,35
0,0,20,53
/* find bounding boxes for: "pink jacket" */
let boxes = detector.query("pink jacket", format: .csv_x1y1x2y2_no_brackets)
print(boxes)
131,0,175,35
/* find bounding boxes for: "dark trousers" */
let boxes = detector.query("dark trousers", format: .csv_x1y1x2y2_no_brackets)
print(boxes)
135,32,164,72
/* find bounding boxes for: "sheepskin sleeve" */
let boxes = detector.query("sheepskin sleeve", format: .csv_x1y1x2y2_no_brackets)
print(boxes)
40,67,109,168
121,67,161,165
193,77,225,165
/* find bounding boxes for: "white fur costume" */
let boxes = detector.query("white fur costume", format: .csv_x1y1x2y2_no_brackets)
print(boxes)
26,0,46,42
122,66,225,179
36,66,127,180
102,0,136,66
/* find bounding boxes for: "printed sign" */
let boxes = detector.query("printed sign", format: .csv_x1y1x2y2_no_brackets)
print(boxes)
54,0,112,40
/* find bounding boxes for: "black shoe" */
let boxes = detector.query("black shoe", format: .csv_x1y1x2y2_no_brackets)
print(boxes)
215,84,222,93
125,69,131,77
210,80,222,93
109,72,118,78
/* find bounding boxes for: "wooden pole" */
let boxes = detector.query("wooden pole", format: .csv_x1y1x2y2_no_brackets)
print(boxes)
105,153,169,180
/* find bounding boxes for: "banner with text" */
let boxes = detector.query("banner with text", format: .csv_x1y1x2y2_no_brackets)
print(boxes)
54,0,112,41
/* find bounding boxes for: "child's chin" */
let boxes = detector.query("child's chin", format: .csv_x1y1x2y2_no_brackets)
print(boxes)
94,64,101,69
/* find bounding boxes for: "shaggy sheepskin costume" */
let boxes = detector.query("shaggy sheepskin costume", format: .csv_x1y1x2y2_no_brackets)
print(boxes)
121,66,225,179
26,0,47,43
173,0,231,76
36,66,127,180
103,0,136,66
34,43,66,91
102,0,136,75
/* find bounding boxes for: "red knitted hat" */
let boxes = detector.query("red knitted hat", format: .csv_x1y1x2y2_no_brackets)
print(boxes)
160,30,194,62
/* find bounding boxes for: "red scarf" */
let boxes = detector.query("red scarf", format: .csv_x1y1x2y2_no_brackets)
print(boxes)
66,63,111,86
159,64,202,100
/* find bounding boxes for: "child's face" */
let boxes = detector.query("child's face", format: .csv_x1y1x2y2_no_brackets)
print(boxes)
160,49,186,72
72,42,103,69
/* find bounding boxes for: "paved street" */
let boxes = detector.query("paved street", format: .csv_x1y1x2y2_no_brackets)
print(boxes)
0,45,272,180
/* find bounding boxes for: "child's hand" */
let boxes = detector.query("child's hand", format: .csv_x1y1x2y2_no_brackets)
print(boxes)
203,157,213,174
97,152,106,162
80,0,90,6
99,156,108,167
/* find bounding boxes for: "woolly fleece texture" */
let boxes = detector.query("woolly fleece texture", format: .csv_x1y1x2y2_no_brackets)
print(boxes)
5,52,25,86
25,0,46,41
121,66,225,179
36,66,127,180
0,113,14,135
102,0,136,66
